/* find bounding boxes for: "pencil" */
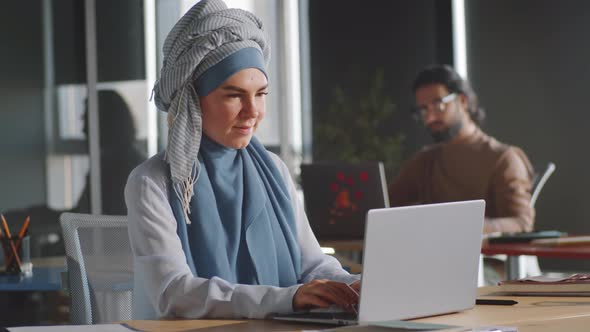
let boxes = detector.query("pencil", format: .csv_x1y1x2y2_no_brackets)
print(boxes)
7,216,30,268
0,228,9,265
476,299,518,306
17,216,30,240
1,214,21,271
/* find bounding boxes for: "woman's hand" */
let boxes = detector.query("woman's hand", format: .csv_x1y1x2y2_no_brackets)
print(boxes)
293,279,359,312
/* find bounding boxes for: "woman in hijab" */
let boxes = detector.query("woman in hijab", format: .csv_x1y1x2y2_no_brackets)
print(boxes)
125,0,360,319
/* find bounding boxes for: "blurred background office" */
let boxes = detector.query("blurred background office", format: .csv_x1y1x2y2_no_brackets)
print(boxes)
0,0,589,325
307,0,590,273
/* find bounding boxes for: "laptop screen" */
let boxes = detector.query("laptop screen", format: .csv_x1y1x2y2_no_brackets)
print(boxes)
300,162,389,240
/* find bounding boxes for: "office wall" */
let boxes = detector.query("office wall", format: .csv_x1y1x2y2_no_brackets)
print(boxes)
53,0,145,84
0,1,146,211
0,3,46,208
466,1,590,270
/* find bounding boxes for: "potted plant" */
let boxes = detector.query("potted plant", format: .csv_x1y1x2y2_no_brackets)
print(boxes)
313,69,404,180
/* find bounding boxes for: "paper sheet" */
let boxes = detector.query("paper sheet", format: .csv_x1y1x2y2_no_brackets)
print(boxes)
8,324,133,332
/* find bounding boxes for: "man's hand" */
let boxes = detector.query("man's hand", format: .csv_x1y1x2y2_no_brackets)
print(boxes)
293,279,359,312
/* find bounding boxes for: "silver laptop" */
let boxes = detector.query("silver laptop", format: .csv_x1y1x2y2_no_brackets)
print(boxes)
273,200,485,325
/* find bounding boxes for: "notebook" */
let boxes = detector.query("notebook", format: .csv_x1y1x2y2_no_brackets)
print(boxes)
495,274,590,296
273,200,486,325
485,230,566,244
300,162,390,240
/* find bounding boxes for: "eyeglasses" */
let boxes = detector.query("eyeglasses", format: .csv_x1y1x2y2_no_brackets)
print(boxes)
411,93,457,119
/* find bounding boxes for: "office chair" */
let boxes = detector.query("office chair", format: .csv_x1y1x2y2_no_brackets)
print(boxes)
530,162,556,208
479,162,557,285
515,162,557,278
60,213,133,324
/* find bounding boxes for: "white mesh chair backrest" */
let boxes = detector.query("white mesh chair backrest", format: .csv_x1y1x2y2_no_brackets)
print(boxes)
60,212,132,325
530,162,556,208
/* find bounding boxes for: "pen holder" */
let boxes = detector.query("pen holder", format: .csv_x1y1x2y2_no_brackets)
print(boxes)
1,235,33,276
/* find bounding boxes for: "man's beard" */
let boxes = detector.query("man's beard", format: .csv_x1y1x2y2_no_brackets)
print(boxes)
430,120,463,143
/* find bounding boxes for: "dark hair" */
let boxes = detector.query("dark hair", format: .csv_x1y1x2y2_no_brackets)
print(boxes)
412,65,485,125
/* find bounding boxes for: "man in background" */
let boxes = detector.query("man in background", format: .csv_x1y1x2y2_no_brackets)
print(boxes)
389,65,534,233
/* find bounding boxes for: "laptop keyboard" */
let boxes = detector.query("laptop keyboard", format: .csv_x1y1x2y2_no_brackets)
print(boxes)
276,311,357,321
304,311,357,320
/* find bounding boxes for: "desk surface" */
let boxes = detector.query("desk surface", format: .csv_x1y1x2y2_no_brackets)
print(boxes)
414,287,590,330
123,287,590,332
0,266,65,291
481,241,590,259
0,256,66,291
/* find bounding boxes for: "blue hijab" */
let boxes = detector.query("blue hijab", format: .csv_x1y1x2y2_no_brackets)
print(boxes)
169,136,302,286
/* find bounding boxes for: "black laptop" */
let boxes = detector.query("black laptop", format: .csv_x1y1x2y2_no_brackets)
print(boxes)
300,162,389,240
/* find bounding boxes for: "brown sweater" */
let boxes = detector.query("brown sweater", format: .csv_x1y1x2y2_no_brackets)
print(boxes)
389,128,535,233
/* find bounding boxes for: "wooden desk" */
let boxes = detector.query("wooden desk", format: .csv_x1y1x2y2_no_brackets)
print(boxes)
481,241,590,259
123,287,590,332
415,287,590,331
481,241,590,279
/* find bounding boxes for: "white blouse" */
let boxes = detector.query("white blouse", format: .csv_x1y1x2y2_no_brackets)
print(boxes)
125,152,360,319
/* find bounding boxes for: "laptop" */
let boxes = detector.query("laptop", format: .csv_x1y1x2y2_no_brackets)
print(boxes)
273,200,485,325
300,162,390,240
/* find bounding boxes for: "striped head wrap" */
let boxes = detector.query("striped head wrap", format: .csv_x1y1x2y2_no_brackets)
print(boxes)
152,0,270,221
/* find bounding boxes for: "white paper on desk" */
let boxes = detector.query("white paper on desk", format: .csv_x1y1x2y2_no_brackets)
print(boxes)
303,321,462,332
470,326,518,332
370,320,458,330
522,275,575,282
9,324,133,332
